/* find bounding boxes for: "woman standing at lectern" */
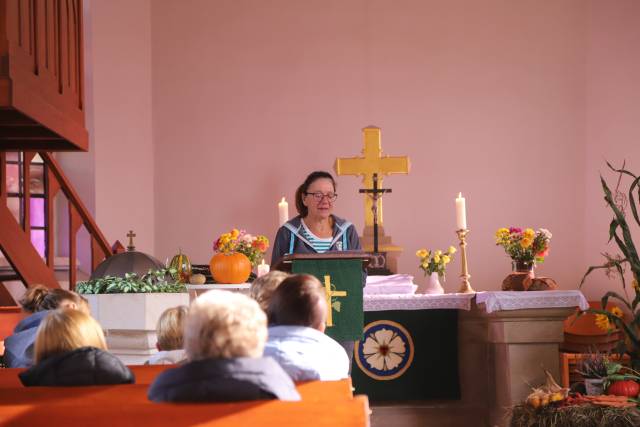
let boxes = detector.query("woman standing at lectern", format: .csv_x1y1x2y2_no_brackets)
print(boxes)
271,171,362,365
271,171,361,268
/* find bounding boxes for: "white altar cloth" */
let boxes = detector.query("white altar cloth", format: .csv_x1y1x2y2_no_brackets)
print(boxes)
475,290,589,314
364,293,474,311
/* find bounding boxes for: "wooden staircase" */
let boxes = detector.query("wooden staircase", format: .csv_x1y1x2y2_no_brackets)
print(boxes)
0,1,110,306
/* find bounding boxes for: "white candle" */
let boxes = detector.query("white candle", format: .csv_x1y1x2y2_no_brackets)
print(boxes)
455,192,467,230
278,197,289,226
257,260,270,277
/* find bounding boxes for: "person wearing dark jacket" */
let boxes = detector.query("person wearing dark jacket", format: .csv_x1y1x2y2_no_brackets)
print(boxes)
19,309,134,386
4,287,90,368
148,290,299,403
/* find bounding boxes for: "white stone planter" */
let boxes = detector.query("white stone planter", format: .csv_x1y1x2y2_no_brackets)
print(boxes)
85,293,190,365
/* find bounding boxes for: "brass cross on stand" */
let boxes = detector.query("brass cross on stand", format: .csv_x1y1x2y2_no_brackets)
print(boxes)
334,126,410,229
359,173,391,254
126,230,136,252
323,275,346,327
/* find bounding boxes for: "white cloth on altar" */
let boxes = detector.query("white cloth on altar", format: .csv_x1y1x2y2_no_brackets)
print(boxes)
364,274,417,295
364,293,475,311
475,290,589,314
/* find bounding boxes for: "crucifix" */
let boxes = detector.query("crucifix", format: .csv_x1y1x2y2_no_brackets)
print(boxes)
323,275,346,327
334,126,410,273
126,230,136,252
359,173,391,254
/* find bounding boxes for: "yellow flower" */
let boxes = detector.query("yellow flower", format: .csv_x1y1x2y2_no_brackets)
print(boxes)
416,249,428,259
523,228,535,239
610,306,624,318
496,228,509,237
435,250,442,257
433,255,441,264
231,229,240,239
447,246,457,254
442,255,451,264
421,261,429,269
520,238,533,249
594,314,611,331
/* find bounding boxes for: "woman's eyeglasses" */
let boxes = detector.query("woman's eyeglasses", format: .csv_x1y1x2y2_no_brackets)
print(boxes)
305,192,338,202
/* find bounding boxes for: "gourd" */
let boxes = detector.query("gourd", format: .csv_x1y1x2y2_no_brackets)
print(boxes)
189,273,206,285
209,252,251,284
169,249,192,284
608,380,640,397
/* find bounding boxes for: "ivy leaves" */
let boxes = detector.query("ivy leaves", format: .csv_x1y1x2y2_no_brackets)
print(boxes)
76,268,187,294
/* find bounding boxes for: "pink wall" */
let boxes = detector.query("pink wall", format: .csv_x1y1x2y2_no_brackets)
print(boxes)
60,0,155,261
582,0,640,299
66,1,639,297
150,0,589,292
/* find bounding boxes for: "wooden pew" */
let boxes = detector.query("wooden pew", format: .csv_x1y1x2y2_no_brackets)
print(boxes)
0,380,367,426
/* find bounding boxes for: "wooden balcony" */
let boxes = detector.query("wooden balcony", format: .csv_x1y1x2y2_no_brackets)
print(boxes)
0,0,88,151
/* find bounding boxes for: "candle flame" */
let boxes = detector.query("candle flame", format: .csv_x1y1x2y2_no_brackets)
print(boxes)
458,192,462,198
281,197,286,203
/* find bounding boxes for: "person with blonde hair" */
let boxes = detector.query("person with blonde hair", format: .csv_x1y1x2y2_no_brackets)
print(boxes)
264,274,349,381
148,290,299,402
249,270,290,311
5,287,90,368
19,309,134,386
146,305,188,365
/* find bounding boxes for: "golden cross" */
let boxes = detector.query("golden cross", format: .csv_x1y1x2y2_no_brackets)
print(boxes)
323,275,346,327
334,126,410,228
126,230,136,251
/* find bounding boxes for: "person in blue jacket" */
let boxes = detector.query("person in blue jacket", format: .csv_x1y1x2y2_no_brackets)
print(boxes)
271,171,363,364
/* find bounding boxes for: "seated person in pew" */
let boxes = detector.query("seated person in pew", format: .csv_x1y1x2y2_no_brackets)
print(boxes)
249,270,290,312
4,287,89,368
147,291,300,402
19,309,135,386
146,305,188,365
264,274,349,382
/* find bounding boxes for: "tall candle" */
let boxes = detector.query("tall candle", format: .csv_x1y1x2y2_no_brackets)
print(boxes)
455,192,467,230
257,260,270,277
278,197,289,226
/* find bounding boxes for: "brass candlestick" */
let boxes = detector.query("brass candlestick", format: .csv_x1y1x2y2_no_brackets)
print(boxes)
456,229,475,294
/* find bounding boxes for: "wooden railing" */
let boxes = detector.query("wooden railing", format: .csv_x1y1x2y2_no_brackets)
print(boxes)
0,150,112,295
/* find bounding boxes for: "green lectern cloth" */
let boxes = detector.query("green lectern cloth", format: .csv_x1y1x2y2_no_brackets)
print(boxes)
292,259,364,342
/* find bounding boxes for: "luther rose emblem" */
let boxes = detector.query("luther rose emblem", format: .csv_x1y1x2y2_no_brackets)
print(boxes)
355,320,414,380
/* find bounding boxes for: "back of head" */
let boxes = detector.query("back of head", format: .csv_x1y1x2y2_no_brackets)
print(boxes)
41,289,90,314
156,305,188,351
34,309,107,363
267,274,327,331
250,271,290,312
18,285,50,313
184,290,267,361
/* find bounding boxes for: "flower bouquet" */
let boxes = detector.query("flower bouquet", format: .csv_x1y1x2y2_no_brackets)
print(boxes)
416,247,457,279
495,227,552,266
210,228,269,284
496,227,553,291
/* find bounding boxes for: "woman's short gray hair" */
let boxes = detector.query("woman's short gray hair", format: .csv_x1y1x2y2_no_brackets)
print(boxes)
184,290,267,360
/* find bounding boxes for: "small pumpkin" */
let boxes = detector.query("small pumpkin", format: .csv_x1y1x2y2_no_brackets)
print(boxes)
169,249,192,284
607,380,640,397
189,273,206,285
209,252,251,284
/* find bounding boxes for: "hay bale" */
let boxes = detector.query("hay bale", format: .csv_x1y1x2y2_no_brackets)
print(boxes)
509,403,640,427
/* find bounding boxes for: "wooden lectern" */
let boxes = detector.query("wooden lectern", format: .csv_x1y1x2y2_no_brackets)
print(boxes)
275,252,370,342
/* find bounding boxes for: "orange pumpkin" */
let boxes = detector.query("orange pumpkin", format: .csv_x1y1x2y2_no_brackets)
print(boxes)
209,252,252,284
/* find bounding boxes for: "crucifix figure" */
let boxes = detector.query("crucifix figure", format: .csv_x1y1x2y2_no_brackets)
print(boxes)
334,126,410,273
359,173,391,254
323,275,347,327
126,230,136,252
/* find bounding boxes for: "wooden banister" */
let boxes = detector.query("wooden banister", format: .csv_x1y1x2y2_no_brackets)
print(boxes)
40,152,111,261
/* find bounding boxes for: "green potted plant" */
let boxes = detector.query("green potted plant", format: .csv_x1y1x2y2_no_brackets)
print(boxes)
576,351,609,395
580,162,640,371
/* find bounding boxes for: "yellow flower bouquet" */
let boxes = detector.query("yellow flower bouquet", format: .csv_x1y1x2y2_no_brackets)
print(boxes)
416,246,456,279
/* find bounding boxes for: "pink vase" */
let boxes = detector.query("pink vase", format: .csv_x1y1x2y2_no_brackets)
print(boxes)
417,272,445,294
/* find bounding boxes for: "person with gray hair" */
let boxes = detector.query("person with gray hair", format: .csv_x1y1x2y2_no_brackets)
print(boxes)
147,290,299,402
